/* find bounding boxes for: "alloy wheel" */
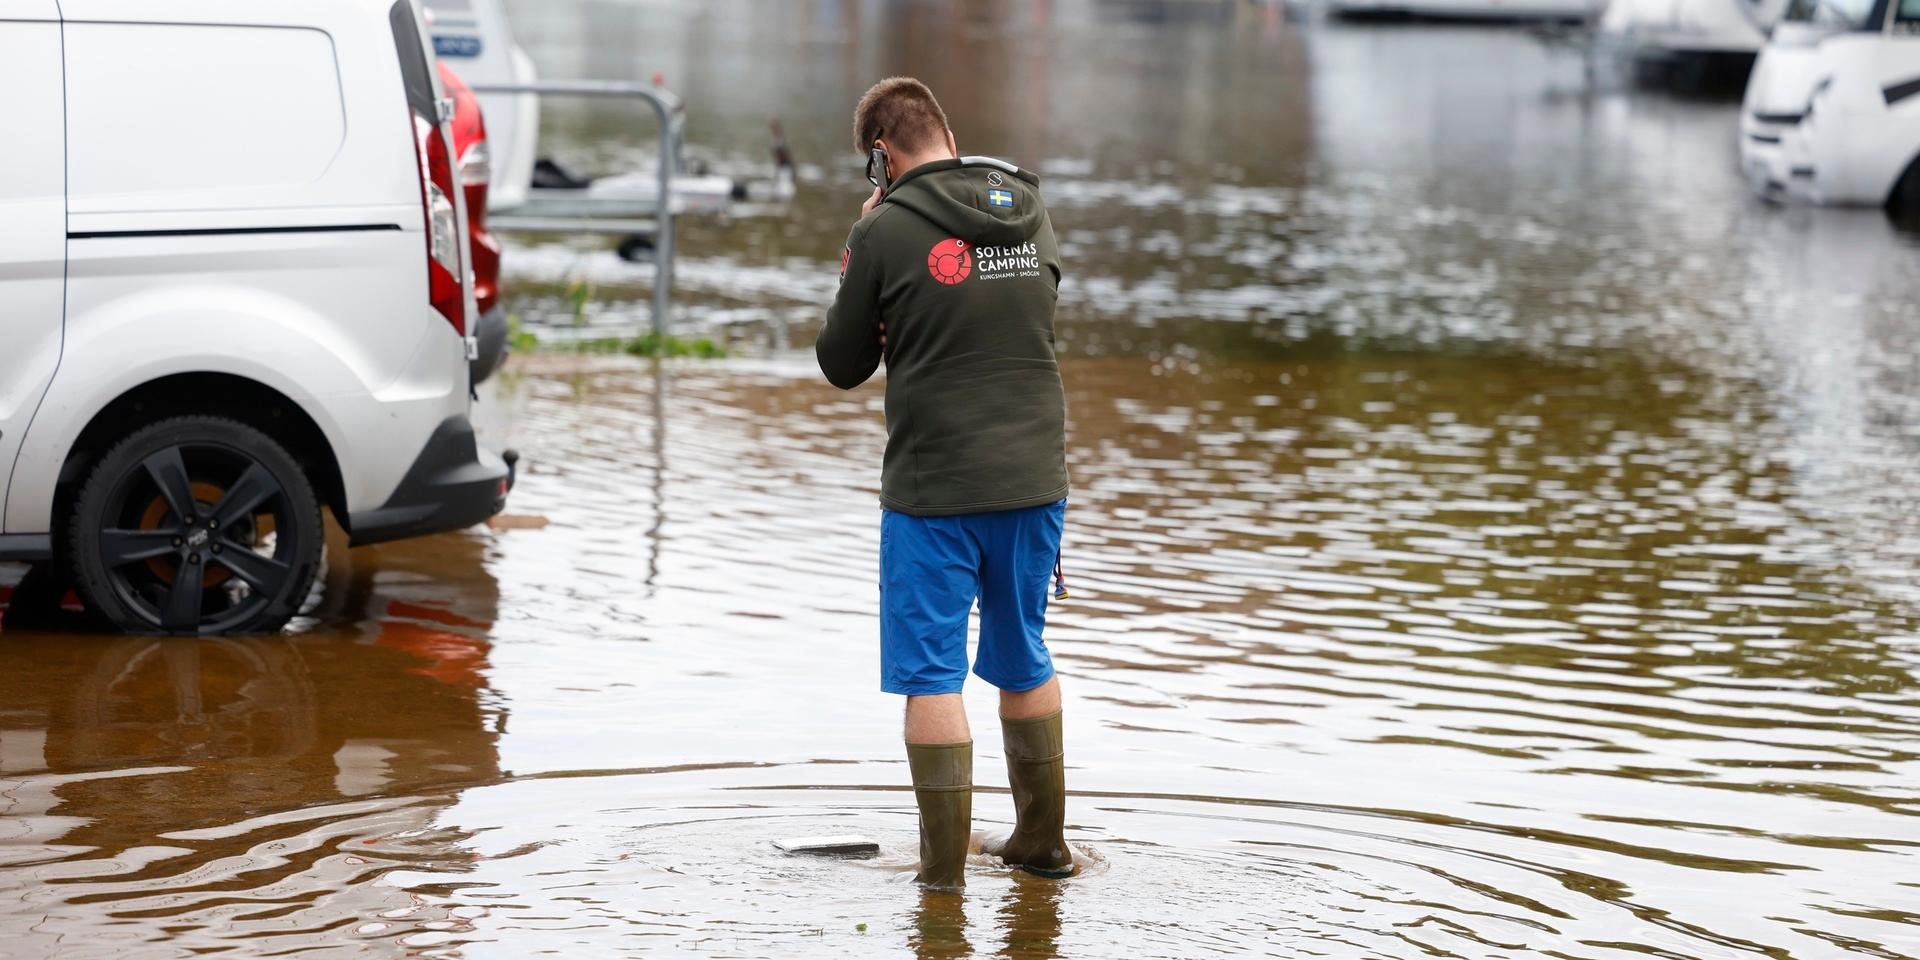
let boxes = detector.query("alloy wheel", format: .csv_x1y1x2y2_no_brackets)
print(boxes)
92,441,302,633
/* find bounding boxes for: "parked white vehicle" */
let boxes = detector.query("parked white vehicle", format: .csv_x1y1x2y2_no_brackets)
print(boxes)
1600,0,1791,59
1740,0,1920,208
424,0,739,219
0,0,511,635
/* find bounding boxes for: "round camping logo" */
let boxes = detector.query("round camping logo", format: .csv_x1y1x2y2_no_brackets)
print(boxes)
927,238,972,285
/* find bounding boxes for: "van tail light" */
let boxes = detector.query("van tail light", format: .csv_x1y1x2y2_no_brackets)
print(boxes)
459,139,491,188
411,113,466,337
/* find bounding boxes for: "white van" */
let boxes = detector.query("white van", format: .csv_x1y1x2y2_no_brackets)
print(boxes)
1740,0,1920,209
0,0,510,634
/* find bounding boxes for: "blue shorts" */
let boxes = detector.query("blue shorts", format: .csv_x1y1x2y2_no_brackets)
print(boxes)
879,499,1065,696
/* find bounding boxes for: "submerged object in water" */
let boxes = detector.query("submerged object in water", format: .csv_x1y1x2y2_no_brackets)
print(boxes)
772,835,881,858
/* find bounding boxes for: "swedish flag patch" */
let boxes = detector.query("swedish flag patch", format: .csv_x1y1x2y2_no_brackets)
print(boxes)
987,188,1015,208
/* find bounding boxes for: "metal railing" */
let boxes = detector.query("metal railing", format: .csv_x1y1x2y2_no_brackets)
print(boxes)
469,79,684,334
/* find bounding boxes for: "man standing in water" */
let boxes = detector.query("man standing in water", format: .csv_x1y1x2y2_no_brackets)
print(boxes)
816,77,1073,888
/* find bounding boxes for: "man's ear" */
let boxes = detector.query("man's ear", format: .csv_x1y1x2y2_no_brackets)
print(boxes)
946,130,958,158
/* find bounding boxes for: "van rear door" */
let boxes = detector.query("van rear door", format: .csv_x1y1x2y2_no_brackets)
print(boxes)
393,0,479,354
0,0,66,542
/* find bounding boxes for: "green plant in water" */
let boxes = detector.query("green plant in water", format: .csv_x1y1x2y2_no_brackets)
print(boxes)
511,269,726,358
567,336,629,354
565,273,595,333
509,328,725,359
506,313,540,353
626,331,726,358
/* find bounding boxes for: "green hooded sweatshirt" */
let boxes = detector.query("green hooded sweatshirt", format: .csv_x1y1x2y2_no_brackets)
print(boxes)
817,156,1068,517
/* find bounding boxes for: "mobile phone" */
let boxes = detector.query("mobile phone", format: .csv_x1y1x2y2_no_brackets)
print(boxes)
867,146,890,189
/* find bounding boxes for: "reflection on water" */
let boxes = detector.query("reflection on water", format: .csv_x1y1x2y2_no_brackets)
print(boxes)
14,348,1914,956
6,1,1920,957
0,535,504,954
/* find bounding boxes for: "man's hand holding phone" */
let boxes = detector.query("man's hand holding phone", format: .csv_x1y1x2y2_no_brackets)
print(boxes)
859,187,885,352
859,145,889,353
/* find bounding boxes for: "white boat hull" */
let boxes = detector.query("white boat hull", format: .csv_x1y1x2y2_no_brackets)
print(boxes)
499,173,737,220
1328,0,1600,19
1598,0,1785,56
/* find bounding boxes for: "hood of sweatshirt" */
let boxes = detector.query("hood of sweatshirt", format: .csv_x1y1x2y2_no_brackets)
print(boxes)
882,157,1043,248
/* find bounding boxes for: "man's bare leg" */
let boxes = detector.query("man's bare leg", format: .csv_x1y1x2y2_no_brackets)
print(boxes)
906,693,970,743
999,675,1060,720
994,675,1073,877
904,693,972,888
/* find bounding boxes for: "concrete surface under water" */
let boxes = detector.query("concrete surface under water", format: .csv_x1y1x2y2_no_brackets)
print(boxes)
4,1,1919,957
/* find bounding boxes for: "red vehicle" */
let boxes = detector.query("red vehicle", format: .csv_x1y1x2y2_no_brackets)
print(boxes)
437,62,507,383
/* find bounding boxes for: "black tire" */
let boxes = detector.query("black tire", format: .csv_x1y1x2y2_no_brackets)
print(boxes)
616,233,655,263
1886,154,1920,226
68,416,323,635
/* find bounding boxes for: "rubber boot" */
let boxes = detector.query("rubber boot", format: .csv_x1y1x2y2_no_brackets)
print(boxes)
997,711,1074,878
906,741,973,889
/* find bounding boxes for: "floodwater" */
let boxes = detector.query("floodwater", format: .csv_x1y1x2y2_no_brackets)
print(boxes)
5,1,1920,957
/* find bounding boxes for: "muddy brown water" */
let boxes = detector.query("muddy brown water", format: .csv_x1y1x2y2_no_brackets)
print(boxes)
5,2,1920,957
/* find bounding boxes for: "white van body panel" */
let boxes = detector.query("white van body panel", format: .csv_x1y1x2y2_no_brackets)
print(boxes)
0,7,66,534
59,0,427,235
3,236,468,535
3,0,491,542
1820,31,1920,203
1800,35,1897,203
0,0,59,18
65,24,349,214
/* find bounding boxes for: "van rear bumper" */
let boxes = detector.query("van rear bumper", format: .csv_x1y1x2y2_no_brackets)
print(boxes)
347,414,509,547
0,534,53,562
471,304,510,384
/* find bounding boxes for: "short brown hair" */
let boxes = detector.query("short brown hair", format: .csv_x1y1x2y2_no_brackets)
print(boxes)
853,77,950,155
